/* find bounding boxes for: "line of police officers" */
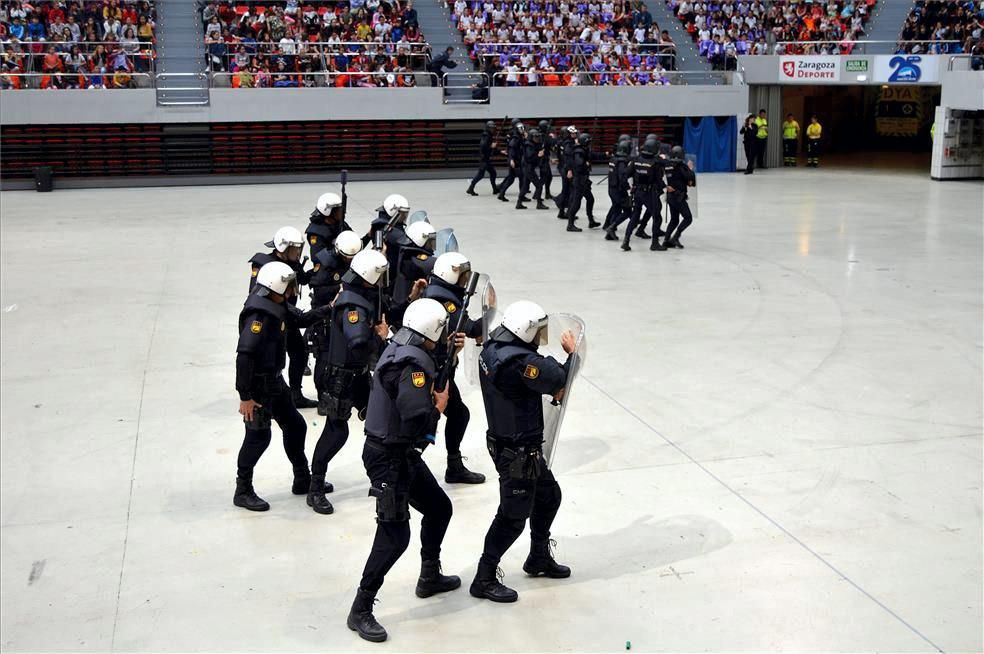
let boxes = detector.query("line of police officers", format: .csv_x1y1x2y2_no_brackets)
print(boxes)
235,190,578,642
467,119,697,250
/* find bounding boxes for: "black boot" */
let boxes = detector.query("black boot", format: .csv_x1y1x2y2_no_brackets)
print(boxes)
415,559,462,598
291,388,318,409
621,234,632,251
523,539,571,578
566,218,582,233
536,200,549,210
518,195,531,203
307,474,334,514
557,210,566,220
293,467,333,495
669,238,684,249
515,201,527,210
497,193,509,202
604,227,618,241
346,588,387,643
466,187,478,196
650,238,667,251
233,477,269,512
445,454,485,484
636,228,651,239
469,560,518,603
587,217,601,229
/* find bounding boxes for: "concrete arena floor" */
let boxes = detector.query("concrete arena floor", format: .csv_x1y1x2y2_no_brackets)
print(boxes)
0,169,981,654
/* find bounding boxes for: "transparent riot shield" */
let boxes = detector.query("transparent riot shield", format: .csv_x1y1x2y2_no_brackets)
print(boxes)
461,273,497,387
540,314,587,468
408,210,429,225
684,153,699,222
435,228,458,255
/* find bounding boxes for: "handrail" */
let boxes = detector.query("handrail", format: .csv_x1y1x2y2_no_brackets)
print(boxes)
490,69,729,86
471,41,677,52
947,54,980,71
0,71,153,89
441,71,489,103
209,70,438,88
201,39,432,53
0,39,156,49
758,38,963,55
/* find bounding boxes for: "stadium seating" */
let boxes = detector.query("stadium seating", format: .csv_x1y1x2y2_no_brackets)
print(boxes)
0,0,156,89
897,0,983,54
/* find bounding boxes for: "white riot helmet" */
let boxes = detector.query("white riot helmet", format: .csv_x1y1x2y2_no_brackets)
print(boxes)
316,192,343,218
255,261,297,296
349,248,389,286
432,252,472,287
265,226,305,259
334,230,362,258
403,298,449,343
406,221,437,249
382,193,410,219
502,300,549,345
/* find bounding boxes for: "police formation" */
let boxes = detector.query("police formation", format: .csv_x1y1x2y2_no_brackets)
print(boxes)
235,187,581,643
466,119,698,251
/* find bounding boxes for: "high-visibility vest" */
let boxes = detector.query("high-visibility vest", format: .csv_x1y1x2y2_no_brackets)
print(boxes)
755,116,768,138
783,120,799,139
807,123,822,140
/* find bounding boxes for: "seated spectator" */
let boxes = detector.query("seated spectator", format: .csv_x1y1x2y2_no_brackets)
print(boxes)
898,0,982,54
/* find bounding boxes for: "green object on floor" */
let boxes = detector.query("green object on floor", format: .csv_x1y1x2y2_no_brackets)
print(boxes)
626,641,631,650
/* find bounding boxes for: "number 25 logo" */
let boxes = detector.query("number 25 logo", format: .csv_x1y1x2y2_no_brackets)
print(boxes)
888,55,922,83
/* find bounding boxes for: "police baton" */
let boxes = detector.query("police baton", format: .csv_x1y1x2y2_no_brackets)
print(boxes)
340,169,348,218
435,271,480,392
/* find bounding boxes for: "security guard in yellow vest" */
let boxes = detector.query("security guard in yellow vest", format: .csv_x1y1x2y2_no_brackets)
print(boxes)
806,115,822,168
782,113,800,167
754,109,768,169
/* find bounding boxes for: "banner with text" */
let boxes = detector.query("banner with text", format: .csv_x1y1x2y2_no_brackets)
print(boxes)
873,55,941,84
779,56,841,84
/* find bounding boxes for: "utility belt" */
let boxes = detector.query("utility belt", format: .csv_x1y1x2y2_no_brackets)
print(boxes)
486,433,544,481
364,437,413,523
249,372,285,397
319,365,368,421
244,373,286,430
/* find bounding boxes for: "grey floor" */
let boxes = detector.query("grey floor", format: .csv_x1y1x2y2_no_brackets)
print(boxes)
0,168,981,653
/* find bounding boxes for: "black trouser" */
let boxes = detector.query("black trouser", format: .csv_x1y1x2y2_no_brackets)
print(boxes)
479,438,562,567
615,185,660,238
237,375,308,480
556,171,570,208
540,163,553,197
665,192,693,243
806,139,820,165
783,138,797,165
311,369,371,476
442,376,469,457
311,323,330,394
498,162,521,196
755,138,767,169
744,142,755,173
520,166,542,201
566,175,594,219
286,324,307,390
359,441,453,593
469,160,497,192
604,188,630,229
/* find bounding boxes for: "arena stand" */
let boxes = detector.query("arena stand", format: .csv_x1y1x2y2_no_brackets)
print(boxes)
200,0,432,87
0,0,156,89
897,0,983,55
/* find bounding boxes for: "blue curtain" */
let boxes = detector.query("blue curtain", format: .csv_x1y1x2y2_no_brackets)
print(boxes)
683,116,737,172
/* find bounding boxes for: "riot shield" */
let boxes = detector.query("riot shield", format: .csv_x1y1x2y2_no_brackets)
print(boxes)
685,153,699,221
408,210,429,225
461,273,498,387
435,227,458,255
540,314,587,468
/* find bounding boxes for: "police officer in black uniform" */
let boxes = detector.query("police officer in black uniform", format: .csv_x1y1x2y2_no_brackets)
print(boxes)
234,261,333,512
495,121,526,203
603,139,633,240
616,136,667,252
390,221,437,328
305,191,351,261
347,299,460,643
469,300,575,603
248,227,319,408
466,120,499,197
518,129,549,210
634,133,666,240
663,145,697,249
565,133,601,232
307,249,391,514
422,252,486,485
538,120,555,200
555,125,577,219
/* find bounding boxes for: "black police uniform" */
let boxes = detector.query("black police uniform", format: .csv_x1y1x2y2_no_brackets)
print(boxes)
308,280,385,513
389,245,435,328
604,150,632,233
469,326,571,601
248,252,314,403
305,201,353,261
555,134,574,218
540,129,556,199
617,147,666,250
663,157,696,248
518,138,544,209
565,141,599,230
495,130,525,201
308,248,350,409
467,126,498,195
347,332,459,642
234,291,331,511
422,277,485,483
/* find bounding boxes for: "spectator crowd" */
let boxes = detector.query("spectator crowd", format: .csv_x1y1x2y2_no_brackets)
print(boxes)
897,0,983,56
0,0,156,89
201,0,430,87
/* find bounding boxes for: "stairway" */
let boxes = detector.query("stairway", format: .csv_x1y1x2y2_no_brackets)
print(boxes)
155,0,209,105
414,0,475,101
861,0,914,55
651,1,711,73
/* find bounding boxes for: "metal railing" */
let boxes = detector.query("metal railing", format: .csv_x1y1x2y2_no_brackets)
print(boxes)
490,68,734,86
469,40,677,68
948,54,983,71
203,39,433,75
0,71,153,89
156,72,210,105
441,71,489,103
747,39,962,55
0,39,157,74
210,69,437,88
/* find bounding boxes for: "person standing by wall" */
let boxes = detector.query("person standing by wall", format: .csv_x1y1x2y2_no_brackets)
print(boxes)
740,114,757,175
754,109,769,170
782,113,800,167
806,115,823,168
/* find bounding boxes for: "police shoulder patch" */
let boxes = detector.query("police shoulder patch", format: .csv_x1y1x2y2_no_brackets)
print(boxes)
309,235,318,244
445,301,457,314
417,253,429,261
250,320,263,334
523,364,539,380
313,263,321,272
251,268,259,277
347,310,359,324
411,371,426,388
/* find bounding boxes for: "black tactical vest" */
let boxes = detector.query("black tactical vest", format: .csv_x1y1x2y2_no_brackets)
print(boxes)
365,341,436,445
310,249,348,308
423,278,465,367
479,335,545,441
392,246,434,306
328,287,378,367
238,294,288,374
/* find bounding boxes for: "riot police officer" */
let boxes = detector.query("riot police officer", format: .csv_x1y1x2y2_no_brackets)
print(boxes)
422,252,486,485
466,120,499,196
234,261,333,512
538,120,555,200
518,129,549,211
603,139,633,240
616,137,667,252
305,192,352,260
308,249,391,515
469,300,575,603
555,125,577,219
249,227,318,408
663,146,697,249
565,133,601,232
635,133,666,240
347,299,460,643
496,122,526,203
389,220,437,328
